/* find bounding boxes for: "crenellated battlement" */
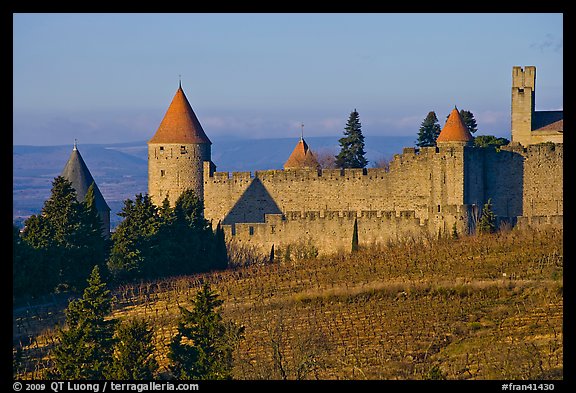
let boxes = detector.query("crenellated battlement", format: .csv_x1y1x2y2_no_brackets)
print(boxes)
526,142,563,156
220,206,436,255
205,144,469,186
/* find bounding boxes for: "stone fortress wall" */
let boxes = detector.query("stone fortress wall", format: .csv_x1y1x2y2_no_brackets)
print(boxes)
202,142,563,256
148,66,563,257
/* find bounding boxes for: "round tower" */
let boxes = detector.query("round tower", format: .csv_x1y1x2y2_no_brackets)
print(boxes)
148,84,212,207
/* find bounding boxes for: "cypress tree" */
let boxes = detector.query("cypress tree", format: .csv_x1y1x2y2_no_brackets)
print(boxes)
213,221,229,270
478,198,497,234
335,109,368,168
49,266,116,379
351,218,359,252
416,111,441,147
168,283,244,379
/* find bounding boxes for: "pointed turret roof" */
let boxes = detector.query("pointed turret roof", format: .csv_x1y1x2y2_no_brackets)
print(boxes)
284,138,320,170
148,85,211,145
61,145,110,213
437,107,474,144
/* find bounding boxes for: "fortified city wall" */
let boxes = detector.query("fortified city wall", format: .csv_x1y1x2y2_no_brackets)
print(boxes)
203,143,563,256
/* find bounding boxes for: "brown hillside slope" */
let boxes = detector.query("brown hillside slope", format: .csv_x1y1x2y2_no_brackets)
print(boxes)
14,227,563,380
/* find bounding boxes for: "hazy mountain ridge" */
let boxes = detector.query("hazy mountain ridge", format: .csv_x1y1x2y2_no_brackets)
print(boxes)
13,135,415,228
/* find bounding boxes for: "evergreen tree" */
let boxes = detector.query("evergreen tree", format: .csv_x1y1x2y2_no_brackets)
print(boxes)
478,198,497,234
107,193,162,281
19,215,57,297
80,183,109,277
168,283,244,380
108,318,158,380
21,176,108,293
13,224,46,299
335,109,368,168
174,189,205,229
416,111,442,147
451,222,459,239
49,266,116,379
212,221,229,270
459,110,478,134
163,189,212,275
351,218,359,252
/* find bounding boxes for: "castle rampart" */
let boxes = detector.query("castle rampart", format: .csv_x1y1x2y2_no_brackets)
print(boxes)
222,208,430,256
149,68,562,258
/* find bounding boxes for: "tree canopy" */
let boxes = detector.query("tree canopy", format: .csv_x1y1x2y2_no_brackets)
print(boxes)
416,111,442,147
168,283,244,379
335,109,368,168
19,176,108,296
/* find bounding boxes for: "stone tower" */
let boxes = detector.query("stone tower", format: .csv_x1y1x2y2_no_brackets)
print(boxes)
511,66,536,147
148,84,213,207
511,66,563,147
61,142,111,237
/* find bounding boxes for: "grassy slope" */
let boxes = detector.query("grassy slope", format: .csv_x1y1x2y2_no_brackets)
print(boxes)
14,227,563,380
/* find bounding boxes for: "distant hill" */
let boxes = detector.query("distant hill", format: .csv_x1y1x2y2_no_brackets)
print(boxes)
13,135,415,228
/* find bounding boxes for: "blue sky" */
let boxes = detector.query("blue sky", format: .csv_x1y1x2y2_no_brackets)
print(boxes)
13,13,563,145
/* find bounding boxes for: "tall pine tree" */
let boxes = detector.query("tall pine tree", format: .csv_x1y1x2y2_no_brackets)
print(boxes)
168,283,244,379
416,111,442,147
49,266,116,379
335,109,368,168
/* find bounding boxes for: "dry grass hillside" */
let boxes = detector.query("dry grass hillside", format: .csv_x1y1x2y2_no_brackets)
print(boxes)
13,226,563,380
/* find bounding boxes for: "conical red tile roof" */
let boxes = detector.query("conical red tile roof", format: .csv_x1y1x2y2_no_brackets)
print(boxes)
149,86,211,144
437,107,474,143
284,138,320,170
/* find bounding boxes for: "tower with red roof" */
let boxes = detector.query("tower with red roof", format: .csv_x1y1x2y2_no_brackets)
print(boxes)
148,84,214,206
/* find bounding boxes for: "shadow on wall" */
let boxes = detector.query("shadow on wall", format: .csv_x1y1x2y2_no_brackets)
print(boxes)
222,177,282,230
487,148,524,219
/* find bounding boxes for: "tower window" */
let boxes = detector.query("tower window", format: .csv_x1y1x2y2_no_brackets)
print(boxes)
437,205,441,213
249,226,254,236
159,146,164,151
160,170,165,177
180,146,187,154
518,88,524,93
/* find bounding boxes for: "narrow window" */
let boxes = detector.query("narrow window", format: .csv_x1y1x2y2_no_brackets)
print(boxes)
160,170,165,177
437,205,441,213
249,226,254,236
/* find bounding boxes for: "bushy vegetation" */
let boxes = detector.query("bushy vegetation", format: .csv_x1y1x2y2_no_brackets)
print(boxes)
13,226,563,380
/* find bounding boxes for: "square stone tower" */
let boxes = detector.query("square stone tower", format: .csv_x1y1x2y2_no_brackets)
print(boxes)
511,66,536,147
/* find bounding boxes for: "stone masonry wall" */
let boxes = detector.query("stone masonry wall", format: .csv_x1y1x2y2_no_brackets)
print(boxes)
204,146,470,228
222,209,429,256
148,143,211,206
202,141,562,255
522,143,563,218
203,146,477,254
